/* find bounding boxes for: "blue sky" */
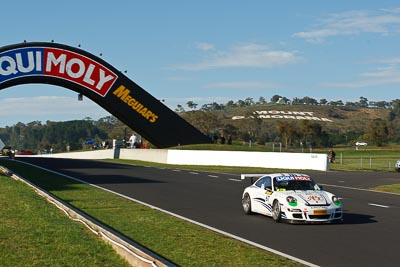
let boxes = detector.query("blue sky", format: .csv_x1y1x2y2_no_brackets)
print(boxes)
1,1,400,126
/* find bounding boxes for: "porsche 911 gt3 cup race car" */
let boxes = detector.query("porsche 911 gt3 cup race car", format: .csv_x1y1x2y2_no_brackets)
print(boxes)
241,173,343,224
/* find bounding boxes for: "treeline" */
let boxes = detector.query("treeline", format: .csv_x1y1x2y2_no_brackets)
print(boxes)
2,96,400,152
176,95,400,112
0,117,129,153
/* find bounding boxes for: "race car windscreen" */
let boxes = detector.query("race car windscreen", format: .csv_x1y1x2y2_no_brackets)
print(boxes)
274,176,321,191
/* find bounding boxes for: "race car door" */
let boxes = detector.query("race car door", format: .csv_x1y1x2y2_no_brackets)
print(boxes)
251,176,273,216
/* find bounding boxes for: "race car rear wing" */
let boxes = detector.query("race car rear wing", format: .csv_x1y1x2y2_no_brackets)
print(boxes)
240,174,268,184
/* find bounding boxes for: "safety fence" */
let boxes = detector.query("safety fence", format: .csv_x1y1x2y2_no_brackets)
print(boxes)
332,153,399,172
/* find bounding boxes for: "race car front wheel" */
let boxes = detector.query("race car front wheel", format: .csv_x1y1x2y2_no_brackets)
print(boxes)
272,200,281,222
242,193,252,215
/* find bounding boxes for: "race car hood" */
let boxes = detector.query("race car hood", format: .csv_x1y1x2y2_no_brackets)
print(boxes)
279,190,331,206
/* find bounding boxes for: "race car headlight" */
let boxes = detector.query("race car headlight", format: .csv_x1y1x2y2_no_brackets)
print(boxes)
286,196,297,206
332,196,341,206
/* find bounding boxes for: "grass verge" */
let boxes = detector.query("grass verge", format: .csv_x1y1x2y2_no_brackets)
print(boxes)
370,184,400,194
0,173,129,267
0,159,303,267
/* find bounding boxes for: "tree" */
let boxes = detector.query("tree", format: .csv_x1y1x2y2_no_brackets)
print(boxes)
175,104,185,113
222,124,238,138
300,121,323,147
270,95,282,103
257,96,267,105
278,97,290,104
367,118,389,146
359,96,369,108
374,101,389,108
186,101,198,110
300,96,318,105
237,100,246,107
182,111,221,135
328,100,344,106
391,99,400,117
276,121,297,149
200,102,224,111
244,97,254,106
345,102,357,107
226,100,236,108
319,98,328,105
244,110,262,143
292,97,301,105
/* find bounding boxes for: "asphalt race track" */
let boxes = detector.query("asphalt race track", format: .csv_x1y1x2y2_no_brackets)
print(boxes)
15,157,400,267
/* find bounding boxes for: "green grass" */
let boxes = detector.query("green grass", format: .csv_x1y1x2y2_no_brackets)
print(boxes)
0,159,303,267
370,184,400,194
0,174,129,267
322,148,400,172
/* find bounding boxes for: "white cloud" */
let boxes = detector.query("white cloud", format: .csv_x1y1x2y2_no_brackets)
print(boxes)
381,7,400,14
321,65,400,88
294,8,400,42
195,42,214,51
172,43,302,70
379,57,400,64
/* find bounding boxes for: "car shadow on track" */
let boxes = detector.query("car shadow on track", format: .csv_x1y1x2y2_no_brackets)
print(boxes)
343,212,377,224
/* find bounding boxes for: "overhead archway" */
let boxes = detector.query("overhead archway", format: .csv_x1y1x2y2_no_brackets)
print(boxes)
0,42,212,148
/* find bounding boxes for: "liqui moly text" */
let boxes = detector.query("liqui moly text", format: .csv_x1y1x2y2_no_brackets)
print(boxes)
0,47,117,96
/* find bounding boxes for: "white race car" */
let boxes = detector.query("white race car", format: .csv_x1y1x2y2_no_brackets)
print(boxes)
241,173,343,224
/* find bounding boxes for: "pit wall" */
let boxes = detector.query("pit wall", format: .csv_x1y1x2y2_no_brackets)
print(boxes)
34,149,329,171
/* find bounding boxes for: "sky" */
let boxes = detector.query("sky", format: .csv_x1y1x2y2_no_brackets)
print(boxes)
1,1,400,127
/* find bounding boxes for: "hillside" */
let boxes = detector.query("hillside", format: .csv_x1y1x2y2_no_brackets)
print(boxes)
181,103,397,148
1,103,398,152
225,104,389,129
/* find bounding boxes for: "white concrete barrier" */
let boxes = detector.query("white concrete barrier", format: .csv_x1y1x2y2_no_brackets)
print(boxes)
119,149,328,171
32,148,329,171
165,150,328,171
119,149,168,163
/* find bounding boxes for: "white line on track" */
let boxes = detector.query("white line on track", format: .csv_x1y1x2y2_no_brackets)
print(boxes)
208,175,219,178
228,178,242,182
15,160,318,267
368,203,390,208
188,172,199,175
172,170,181,172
